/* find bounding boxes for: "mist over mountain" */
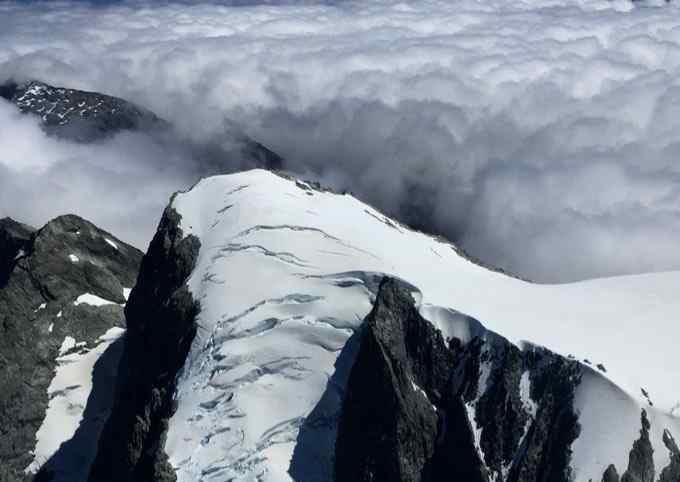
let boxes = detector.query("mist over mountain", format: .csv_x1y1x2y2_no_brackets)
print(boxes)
0,79,281,251
2,1,680,478
2,0,680,281
82,170,680,482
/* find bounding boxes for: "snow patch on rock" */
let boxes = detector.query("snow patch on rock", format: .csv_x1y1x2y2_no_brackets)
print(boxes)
74,293,119,307
25,327,124,475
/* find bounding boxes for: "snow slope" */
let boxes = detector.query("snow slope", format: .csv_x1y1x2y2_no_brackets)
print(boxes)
26,327,124,477
167,169,680,482
25,288,132,479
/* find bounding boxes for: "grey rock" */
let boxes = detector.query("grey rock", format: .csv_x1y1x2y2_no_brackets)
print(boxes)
0,80,283,170
602,464,620,482
0,215,142,482
659,430,680,482
506,350,581,482
0,218,34,285
601,412,680,482
336,277,582,482
475,342,528,477
0,81,161,142
88,205,200,482
335,277,472,482
621,410,655,482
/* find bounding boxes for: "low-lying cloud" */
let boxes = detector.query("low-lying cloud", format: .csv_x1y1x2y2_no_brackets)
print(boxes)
2,0,680,282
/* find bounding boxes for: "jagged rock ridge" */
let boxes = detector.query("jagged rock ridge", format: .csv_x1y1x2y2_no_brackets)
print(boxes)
336,278,581,482
0,215,142,482
0,218,34,285
335,277,487,482
89,205,200,482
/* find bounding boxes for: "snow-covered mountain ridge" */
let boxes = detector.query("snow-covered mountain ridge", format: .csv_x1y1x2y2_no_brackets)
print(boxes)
93,169,680,482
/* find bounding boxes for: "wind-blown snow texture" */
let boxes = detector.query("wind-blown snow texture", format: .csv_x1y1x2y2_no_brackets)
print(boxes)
165,169,679,482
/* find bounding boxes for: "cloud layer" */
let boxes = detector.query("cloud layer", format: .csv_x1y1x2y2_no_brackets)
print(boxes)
2,0,680,282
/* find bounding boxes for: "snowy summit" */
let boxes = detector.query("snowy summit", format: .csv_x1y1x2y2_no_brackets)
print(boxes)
92,169,680,482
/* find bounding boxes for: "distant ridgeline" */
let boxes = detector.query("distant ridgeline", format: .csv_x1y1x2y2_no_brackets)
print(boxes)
0,79,283,171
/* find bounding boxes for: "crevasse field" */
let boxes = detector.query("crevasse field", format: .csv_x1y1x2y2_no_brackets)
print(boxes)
168,169,679,482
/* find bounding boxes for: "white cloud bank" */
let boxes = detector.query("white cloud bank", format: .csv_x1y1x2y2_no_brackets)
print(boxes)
2,0,680,282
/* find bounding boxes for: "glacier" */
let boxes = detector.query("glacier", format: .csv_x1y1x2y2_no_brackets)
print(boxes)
155,169,680,482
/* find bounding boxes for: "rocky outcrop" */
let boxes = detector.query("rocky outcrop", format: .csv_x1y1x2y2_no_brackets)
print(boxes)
601,410,662,482
0,81,161,142
336,277,582,482
0,215,142,482
333,276,680,482
603,465,621,482
659,430,680,482
88,205,200,482
0,80,283,170
0,218,34,285
335,277,479,482
621,411,656,482
506,352,581,482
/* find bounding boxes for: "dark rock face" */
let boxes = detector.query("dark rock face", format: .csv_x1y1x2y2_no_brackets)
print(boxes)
28,215,140,304
1,81,162,142
603,465,621,482
239,138,284,171
474,342,528,477
336,277,582,482
506,353,581,482
659,430,680,482
0,82,19,103
1,79,283,170
88,205,200,482
588,400,680,482
0,218,35,285
621,411,655,482
0,215,142,482
335,277,471,482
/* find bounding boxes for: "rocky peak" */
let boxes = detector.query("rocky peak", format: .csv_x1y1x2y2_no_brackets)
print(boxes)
0,217,34,244
335,277,487,482
0,79,283,170
1,80,161,142
28,214,140,303
0,214,142,482
336,276,583,482
88,205,200,482
659,430,680,482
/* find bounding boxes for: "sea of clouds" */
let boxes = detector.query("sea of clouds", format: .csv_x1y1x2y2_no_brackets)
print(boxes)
2,0,680,282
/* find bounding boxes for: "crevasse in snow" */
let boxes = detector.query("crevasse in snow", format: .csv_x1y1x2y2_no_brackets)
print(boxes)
167,169,679,482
